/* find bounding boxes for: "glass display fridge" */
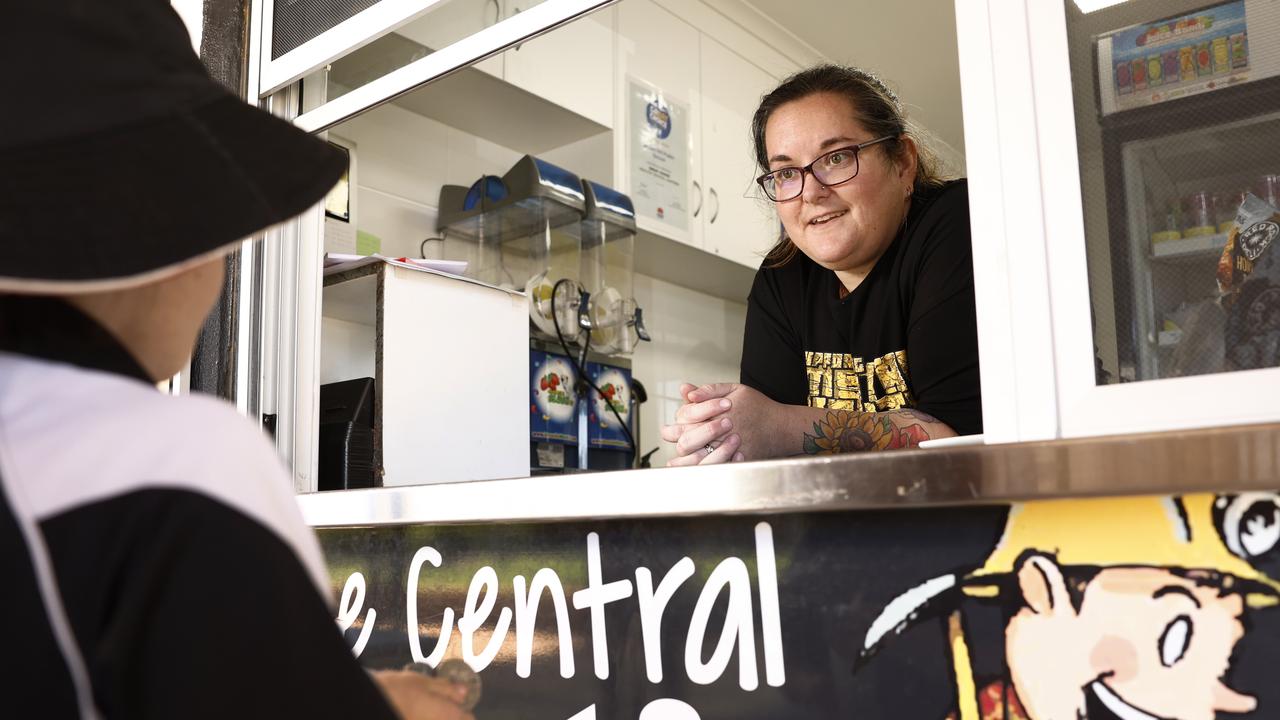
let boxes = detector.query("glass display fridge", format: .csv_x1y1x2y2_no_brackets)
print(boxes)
1088,1,1280,382
959,0,1280,441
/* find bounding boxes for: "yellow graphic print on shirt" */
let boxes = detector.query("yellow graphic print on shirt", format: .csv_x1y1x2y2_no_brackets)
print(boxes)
805,350,913,411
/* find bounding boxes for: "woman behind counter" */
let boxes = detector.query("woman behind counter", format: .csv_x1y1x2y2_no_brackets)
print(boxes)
663,65,982,466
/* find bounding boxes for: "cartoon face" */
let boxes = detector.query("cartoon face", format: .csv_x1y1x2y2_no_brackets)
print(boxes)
1006,555,1256,720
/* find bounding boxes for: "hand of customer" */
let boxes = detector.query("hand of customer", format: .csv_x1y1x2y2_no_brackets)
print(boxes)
371,669,475,720
661,382,786,465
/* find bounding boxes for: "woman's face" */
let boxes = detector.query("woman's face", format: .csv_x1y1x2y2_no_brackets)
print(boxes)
763,92,915,278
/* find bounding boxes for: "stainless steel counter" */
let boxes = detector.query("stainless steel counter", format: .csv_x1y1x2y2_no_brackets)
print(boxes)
298,422,1280,526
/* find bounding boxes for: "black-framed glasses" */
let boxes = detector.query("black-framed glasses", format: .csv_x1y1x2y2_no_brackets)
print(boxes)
756,136,896,202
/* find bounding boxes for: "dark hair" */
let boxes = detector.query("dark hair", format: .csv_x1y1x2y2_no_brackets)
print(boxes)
751,64,950,267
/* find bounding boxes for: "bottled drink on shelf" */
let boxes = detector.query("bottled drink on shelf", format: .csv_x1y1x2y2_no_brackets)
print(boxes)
1183,191,1216,237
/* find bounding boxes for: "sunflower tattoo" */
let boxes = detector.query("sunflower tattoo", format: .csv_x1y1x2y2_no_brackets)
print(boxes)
802,409,930,455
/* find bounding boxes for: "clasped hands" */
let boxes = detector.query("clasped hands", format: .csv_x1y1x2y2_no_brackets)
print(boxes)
660,382,780,466
372,669,474,720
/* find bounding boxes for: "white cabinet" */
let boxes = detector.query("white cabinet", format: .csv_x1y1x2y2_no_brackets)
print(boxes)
699,35,778,269
395,0,612,127
504,3,614,128
615,0,704,248
321,261,530,486
615,0,782,271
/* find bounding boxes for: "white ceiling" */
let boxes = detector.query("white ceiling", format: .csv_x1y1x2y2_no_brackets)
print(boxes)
742,0,967,171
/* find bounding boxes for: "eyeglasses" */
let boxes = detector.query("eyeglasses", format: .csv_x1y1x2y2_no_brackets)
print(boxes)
756,136,895,202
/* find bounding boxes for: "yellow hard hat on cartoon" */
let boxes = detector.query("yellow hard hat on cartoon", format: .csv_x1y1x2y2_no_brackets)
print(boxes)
861,494,1280,720
966,493,1280,604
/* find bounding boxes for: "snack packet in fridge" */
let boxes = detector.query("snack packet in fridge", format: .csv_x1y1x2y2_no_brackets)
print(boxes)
1217,193,1280,369
1216,192,1279,298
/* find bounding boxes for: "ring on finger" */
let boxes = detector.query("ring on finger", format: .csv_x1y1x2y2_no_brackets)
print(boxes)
703,444,715,456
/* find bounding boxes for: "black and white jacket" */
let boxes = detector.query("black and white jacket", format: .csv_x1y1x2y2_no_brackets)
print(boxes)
0,300,396,718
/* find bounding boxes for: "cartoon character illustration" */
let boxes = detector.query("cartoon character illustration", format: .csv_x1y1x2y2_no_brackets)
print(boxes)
860,494,1280,720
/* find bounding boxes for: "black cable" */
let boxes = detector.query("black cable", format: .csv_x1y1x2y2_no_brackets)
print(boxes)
551,278,637,461
419,237,444,258
549,278,638,466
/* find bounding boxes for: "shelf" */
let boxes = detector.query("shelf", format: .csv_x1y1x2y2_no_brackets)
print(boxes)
322,270,378,327
633,226,757,303
1150,231,1227,262
329,32,609,156
1125,108,1280,192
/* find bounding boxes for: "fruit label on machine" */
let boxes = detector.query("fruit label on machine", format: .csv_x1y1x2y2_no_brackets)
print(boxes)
586,362,631,450
530,350,579,444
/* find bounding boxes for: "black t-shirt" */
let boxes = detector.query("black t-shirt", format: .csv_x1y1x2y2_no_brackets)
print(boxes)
740,179,982,436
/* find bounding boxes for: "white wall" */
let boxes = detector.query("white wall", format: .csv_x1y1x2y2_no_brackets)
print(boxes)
333,101,614,260
332,93,750,471
170,0,203,53
330,102,517,259
631,274,747,467
742,0,966,174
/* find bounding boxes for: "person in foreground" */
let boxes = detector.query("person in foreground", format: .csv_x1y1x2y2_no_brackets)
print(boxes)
0,2,470,718
662,65,982,466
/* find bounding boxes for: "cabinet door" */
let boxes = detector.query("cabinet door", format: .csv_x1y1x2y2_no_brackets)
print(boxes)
700,35,777,270
503,3,614,128
616,0,702,248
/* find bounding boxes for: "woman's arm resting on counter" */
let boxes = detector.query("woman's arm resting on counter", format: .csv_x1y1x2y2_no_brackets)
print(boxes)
661,383,956,465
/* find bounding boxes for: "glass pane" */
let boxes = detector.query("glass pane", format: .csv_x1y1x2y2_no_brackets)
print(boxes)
304,0,549,108
316,4,616,341
1064,0,1280,384
272,0,382,60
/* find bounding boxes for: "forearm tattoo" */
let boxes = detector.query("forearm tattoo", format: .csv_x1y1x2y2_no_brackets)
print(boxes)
802,409,932,455
894,408,940,423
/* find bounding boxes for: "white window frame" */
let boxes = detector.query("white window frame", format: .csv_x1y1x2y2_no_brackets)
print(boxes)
289,0,615,133
956,0,1061,444
258,0,451,97
963,0,1280,442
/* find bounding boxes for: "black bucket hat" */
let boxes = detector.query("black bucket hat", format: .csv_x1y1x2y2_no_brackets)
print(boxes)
0,0,347,293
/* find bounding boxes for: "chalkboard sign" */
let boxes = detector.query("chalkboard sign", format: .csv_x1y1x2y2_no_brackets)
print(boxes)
317,492,1280,719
